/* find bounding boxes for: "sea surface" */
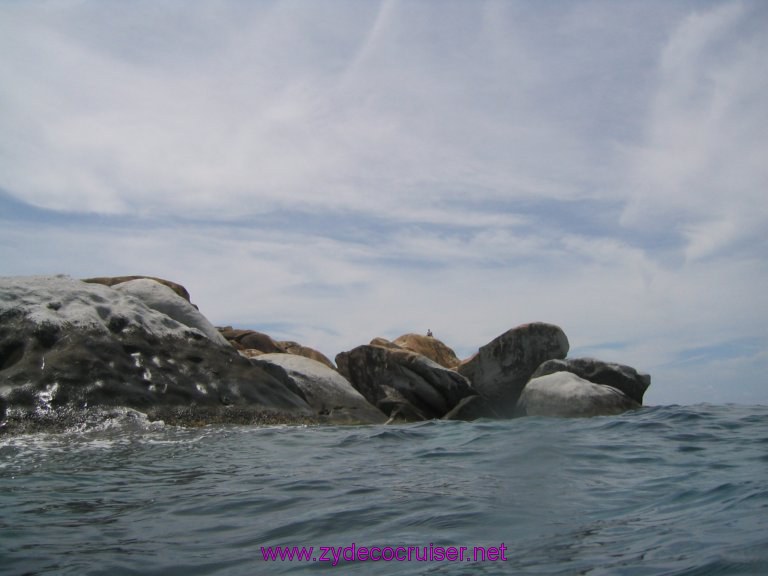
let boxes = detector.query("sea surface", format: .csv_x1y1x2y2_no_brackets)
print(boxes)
1,404,767,575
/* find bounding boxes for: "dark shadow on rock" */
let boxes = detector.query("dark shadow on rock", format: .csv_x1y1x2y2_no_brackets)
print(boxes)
531,358,650,404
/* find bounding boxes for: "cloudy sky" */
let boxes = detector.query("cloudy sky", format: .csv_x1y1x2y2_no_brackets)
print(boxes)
1,0,766,405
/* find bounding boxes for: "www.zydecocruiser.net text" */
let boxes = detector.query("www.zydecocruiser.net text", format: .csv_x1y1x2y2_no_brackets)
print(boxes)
261,543,509,566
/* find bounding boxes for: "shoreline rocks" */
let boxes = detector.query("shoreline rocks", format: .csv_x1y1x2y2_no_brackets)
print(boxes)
0,274,651,433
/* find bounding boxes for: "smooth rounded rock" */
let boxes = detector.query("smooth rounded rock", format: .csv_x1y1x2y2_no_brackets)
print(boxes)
515,372,641,418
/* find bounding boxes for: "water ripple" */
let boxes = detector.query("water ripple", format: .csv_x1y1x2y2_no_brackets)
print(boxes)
1,404,767,575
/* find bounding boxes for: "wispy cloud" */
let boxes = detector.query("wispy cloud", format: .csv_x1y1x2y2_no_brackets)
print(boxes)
1,1,766,405
620,1,768,261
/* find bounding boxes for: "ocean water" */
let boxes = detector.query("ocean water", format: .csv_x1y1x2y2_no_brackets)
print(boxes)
1,404,767,576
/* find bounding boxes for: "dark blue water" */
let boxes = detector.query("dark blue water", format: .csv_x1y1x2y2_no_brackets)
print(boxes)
1,404,767,575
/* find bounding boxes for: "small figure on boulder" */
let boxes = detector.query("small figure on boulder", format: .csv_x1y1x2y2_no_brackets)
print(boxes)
427,329,433,337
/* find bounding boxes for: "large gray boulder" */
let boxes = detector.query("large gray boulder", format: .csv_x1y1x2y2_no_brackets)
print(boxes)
113,278,230,347
251,354,387,424
0,275,314,433
458,322,569,417
531,357,650,404
515,372,641,418
335,345,475,421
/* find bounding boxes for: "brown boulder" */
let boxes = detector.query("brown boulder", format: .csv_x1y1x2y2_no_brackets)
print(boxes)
216,326,251,350
391,333,462,369
369,337,402,350
217,327,283,353
277,341,335,370
217,327,334,369
238,331,284,353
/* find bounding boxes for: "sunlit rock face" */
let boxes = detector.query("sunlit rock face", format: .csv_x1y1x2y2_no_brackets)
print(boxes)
390,333,462,369
112,278,230,347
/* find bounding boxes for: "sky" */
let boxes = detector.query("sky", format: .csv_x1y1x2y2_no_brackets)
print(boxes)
1,0,766,406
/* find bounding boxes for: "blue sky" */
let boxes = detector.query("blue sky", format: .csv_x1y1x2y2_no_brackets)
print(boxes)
1,0,766,405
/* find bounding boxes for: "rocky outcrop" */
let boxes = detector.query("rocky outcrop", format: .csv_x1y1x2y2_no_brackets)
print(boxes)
0,276,315,433
515,372,641,418
335,345,475,421
82,275,191,302
458,323,569,417
112,278,230,347
252,354,387,424
390,333,462,369
531,358,650,405
218,327,335,369
1,274,652,431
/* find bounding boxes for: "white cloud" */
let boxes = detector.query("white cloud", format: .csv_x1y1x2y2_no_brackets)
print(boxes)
621,2,768,261
0,0,663,218
1,1,766,406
